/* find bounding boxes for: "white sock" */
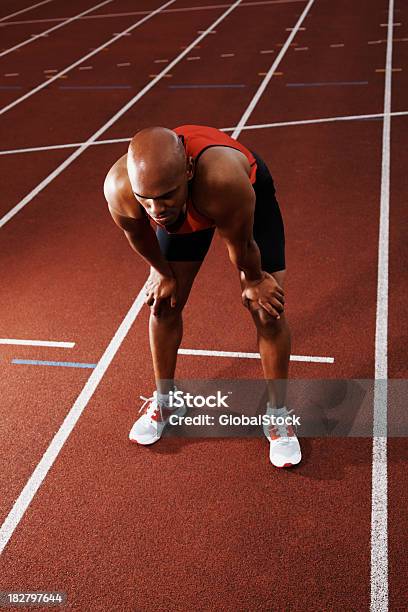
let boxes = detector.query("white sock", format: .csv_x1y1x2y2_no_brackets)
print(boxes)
267,403,288,415
156,386,177,407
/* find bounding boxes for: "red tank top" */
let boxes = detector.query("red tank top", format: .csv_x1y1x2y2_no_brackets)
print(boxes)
151,125,257,235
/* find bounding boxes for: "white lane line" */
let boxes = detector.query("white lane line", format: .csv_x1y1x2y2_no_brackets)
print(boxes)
0,138,131,155
0,284,148,556
0,0,54,23
0,0,113,58
0,339,75,348
0,0,177,117
222,110,408,131
371,0,393,608
2,111,408,156
178,348,334,363
0,0,243,228
0,1,315,26
231,0,315,139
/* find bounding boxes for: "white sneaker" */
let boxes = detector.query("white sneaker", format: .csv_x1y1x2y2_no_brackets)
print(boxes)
263,404,302,468
129,390,187,445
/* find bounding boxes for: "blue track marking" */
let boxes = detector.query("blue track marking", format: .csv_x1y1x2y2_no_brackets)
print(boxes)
168,84,246,89
286,81,369,87
58,85,132,90
12,359,96,368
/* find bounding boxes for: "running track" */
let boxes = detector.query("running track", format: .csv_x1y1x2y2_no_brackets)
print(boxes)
0,0,407,610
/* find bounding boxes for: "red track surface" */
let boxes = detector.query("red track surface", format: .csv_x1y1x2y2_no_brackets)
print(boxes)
0,0,407,610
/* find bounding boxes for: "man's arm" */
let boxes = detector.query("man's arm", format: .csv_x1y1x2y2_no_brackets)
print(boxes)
207,167,285,318
209,172,264,283
103,171,174,279
109,208,175,278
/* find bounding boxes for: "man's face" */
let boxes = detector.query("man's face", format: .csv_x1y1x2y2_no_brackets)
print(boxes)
129,156,194,226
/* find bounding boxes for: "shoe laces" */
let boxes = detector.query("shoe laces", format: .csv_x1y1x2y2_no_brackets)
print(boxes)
139,393,161,422
268,407,296,442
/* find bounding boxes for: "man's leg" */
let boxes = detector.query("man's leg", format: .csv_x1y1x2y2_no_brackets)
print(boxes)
149,260,203,395
240,269,290,408
129,260,204,445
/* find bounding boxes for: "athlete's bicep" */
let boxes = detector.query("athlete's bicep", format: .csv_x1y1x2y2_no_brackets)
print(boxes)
108,205,149,235
212,177,256,246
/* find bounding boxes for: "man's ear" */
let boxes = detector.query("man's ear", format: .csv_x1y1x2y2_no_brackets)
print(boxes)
186,156,195,180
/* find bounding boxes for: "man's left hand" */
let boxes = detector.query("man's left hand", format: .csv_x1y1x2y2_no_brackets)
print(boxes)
241,272,285,319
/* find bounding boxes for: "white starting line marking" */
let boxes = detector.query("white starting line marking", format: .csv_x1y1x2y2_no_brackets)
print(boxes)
3,111,408,156
0,339,75,348
178,349,334,363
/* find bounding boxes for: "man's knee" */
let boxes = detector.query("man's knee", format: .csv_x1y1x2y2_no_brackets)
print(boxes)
149,298,185,319
248,302,284,334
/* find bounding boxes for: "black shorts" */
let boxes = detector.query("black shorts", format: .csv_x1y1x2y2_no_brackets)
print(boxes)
156,150,286,273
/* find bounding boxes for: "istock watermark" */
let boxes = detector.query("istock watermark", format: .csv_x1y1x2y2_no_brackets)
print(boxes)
168,389,231,409
168,413,301,427
218,414,300,427
148,379,408,438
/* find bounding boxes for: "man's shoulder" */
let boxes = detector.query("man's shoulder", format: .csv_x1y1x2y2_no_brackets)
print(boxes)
194,147,252,208
104,155,137,214
193,147,254,221
104,154,128,195
197,146,251,188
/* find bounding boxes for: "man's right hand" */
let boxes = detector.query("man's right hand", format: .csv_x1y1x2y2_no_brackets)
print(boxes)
145,269,177,317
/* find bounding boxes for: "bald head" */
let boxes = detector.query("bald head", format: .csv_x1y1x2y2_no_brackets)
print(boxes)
127,127,193,224
127,127,186,188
